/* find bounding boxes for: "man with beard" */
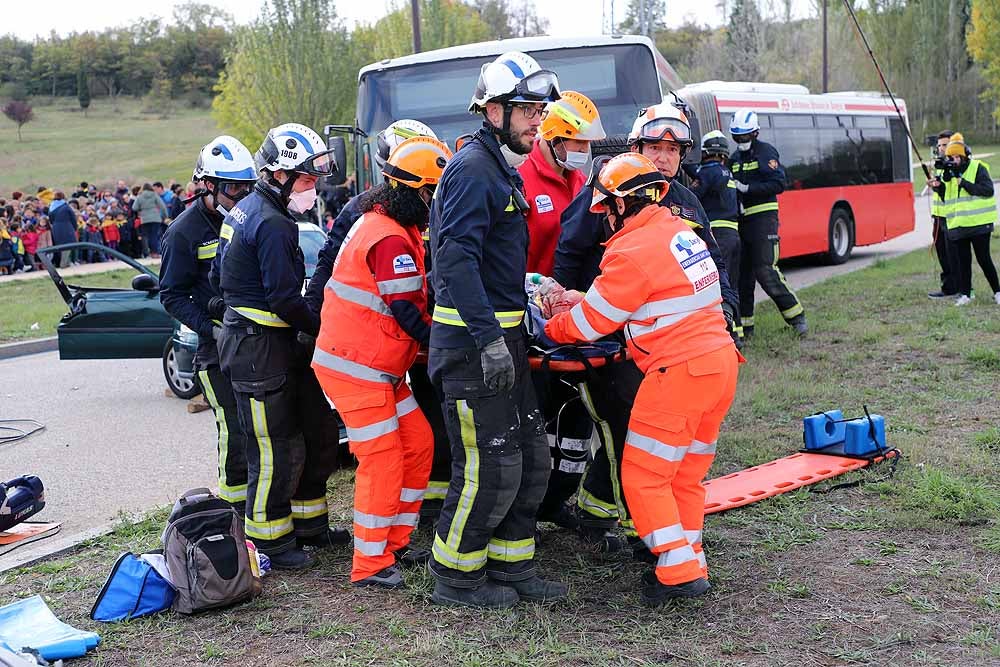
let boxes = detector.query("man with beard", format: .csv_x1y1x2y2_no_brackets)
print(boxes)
426,52,567,608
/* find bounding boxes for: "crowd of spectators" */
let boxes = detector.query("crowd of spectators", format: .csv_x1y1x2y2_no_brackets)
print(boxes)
0,179,196,274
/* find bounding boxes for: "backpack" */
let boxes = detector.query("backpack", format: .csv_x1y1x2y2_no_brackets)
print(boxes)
161,488,260,614
90,552,175,622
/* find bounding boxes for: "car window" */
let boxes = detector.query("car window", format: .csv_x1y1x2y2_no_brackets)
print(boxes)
298,228,325,266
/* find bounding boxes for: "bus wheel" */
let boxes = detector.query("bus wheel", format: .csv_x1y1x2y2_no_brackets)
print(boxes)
826,208,854,265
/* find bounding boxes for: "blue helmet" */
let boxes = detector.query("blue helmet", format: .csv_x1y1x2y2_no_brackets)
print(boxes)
729,109,760,136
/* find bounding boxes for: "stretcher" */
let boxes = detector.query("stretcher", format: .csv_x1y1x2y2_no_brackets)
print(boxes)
414,341,628,373
0,522,61,557
703,447,900,515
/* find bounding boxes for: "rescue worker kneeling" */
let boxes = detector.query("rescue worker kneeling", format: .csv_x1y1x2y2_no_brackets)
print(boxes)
543,153,743,604
313,137,451,588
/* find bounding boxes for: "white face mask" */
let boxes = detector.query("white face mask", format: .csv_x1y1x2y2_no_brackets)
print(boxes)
288,188,317,213
736,141,752,152
501,144,528,168
556,147,591,172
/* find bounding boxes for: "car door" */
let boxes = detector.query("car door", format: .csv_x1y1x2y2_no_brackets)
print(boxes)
37,242,175,359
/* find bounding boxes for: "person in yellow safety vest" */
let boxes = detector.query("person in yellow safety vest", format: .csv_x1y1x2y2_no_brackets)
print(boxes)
928,133,1000,306
313,137,453,588
927,130,959,299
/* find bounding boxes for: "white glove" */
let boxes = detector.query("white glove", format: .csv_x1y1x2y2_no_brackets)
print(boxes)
734,181,749,193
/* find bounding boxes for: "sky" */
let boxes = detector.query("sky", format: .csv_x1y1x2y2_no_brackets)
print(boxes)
4,0,816,41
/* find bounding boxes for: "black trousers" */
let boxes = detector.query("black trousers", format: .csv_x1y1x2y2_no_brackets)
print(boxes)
196,363,249,512
933,216,958,295
575,359,643,536
428,334,550,587
409,363,451,517
714,226,743,335
953,231,1000,297
533,370,594,521
219,323,338,555
738,210,803,327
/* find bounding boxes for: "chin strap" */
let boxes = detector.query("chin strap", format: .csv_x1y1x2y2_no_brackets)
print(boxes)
266,171,298,207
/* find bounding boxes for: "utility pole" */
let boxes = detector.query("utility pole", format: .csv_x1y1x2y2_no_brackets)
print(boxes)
640,0,647,35
822,0,828,93
411,0,422,54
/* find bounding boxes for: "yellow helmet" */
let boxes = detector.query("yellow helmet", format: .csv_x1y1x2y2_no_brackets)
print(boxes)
540,91,606,142
382,137,453,189
589,153,667,213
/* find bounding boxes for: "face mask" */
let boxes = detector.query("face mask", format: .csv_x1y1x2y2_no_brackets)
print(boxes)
736,141,752,152
556,146,591,172
288,188,317,214
501,144,528,168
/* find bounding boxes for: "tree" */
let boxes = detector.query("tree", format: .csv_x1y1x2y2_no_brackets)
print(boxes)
212,0,360,149
473,0,549,39
77,67,91,115
969,0,1000,122
2,100,34,142
725,0,763,80
617,0,668,36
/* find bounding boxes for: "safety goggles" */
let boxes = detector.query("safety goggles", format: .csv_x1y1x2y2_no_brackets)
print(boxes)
295,149,339,178
509,69,560,103
637,117,692,145
218,181,253,201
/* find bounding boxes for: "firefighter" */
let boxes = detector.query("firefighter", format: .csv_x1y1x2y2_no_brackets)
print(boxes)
546,104,739,559
729,109,807,337
159,136,257,513
685,130,743,343
215,123,349,570
428,51,567,608
543,153,741,604
929,133,1000,306
313,137,452,588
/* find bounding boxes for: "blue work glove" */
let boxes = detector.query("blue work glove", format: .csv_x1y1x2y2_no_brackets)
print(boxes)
526,302,557,348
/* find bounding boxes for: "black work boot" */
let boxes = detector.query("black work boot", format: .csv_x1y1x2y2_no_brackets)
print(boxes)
431,580,520,609
394,545,431,568
628,536,657,565
353,564,405,589
577,525,627,555
267,547,314,570
789,315,808,337
299,526,351,549
641,575,711,606
742,325,754,341
537,503,581,530
502,576,568,603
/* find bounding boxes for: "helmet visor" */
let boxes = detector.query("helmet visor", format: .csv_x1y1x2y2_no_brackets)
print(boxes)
219,181,253,201
296,149,338,178
637,117,692,144
511,69,560,102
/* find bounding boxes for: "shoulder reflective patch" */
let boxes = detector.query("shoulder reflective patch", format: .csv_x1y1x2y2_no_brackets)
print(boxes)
670,229,718,291
534,194,554,214
220,223,234,241
197,240,219,260
393,254,417,274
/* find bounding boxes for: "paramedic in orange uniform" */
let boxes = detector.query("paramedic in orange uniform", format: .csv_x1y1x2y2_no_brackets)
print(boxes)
543,153,743,604
312,137,453,589
518,91,606,275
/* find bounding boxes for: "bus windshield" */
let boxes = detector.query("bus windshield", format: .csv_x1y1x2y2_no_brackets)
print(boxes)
357,43,662,182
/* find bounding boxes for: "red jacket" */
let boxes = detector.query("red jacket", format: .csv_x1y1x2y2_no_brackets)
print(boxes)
518,140,585,276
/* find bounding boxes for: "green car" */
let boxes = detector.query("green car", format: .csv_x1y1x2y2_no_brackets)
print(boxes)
38,222,329,400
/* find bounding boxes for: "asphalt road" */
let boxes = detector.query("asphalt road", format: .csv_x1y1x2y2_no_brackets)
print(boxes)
0,196,936,571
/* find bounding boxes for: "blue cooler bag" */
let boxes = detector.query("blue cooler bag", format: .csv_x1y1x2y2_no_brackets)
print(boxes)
90,552,175,622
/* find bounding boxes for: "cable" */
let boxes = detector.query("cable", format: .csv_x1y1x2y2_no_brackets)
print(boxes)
0,419,45,446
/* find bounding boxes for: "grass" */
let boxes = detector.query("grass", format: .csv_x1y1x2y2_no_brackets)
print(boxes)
3,247,1000,665
0,96,218,195
0,264,158,343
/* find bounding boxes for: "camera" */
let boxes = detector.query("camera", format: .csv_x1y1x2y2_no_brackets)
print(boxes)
933,156,949,171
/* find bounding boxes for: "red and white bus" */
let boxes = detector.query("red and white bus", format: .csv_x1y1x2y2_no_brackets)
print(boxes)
678,81,915,264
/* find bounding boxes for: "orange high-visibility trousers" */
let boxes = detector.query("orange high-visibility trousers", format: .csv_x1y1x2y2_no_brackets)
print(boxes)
316,372,433,582
621,344,740,586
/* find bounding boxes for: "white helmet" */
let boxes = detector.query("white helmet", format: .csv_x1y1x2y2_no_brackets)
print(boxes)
375,119,437,168
193,136,256,182
628,103,694,148
469,51,561,113
255,122,338,178
729,109,760,136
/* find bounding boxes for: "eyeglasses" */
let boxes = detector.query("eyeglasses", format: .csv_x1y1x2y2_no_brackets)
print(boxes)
512,103,545,120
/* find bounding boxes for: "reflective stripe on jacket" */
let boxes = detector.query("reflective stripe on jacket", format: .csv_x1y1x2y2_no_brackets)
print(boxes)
545,205,733,372
314,210,426,381
942,159,996,230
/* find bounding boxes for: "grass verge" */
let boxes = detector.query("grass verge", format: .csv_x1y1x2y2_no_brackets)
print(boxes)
2,246,1000,666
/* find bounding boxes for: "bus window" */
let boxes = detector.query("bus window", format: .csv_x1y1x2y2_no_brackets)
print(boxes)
771,115,819,189
851,118,892,184
889,118,911,183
